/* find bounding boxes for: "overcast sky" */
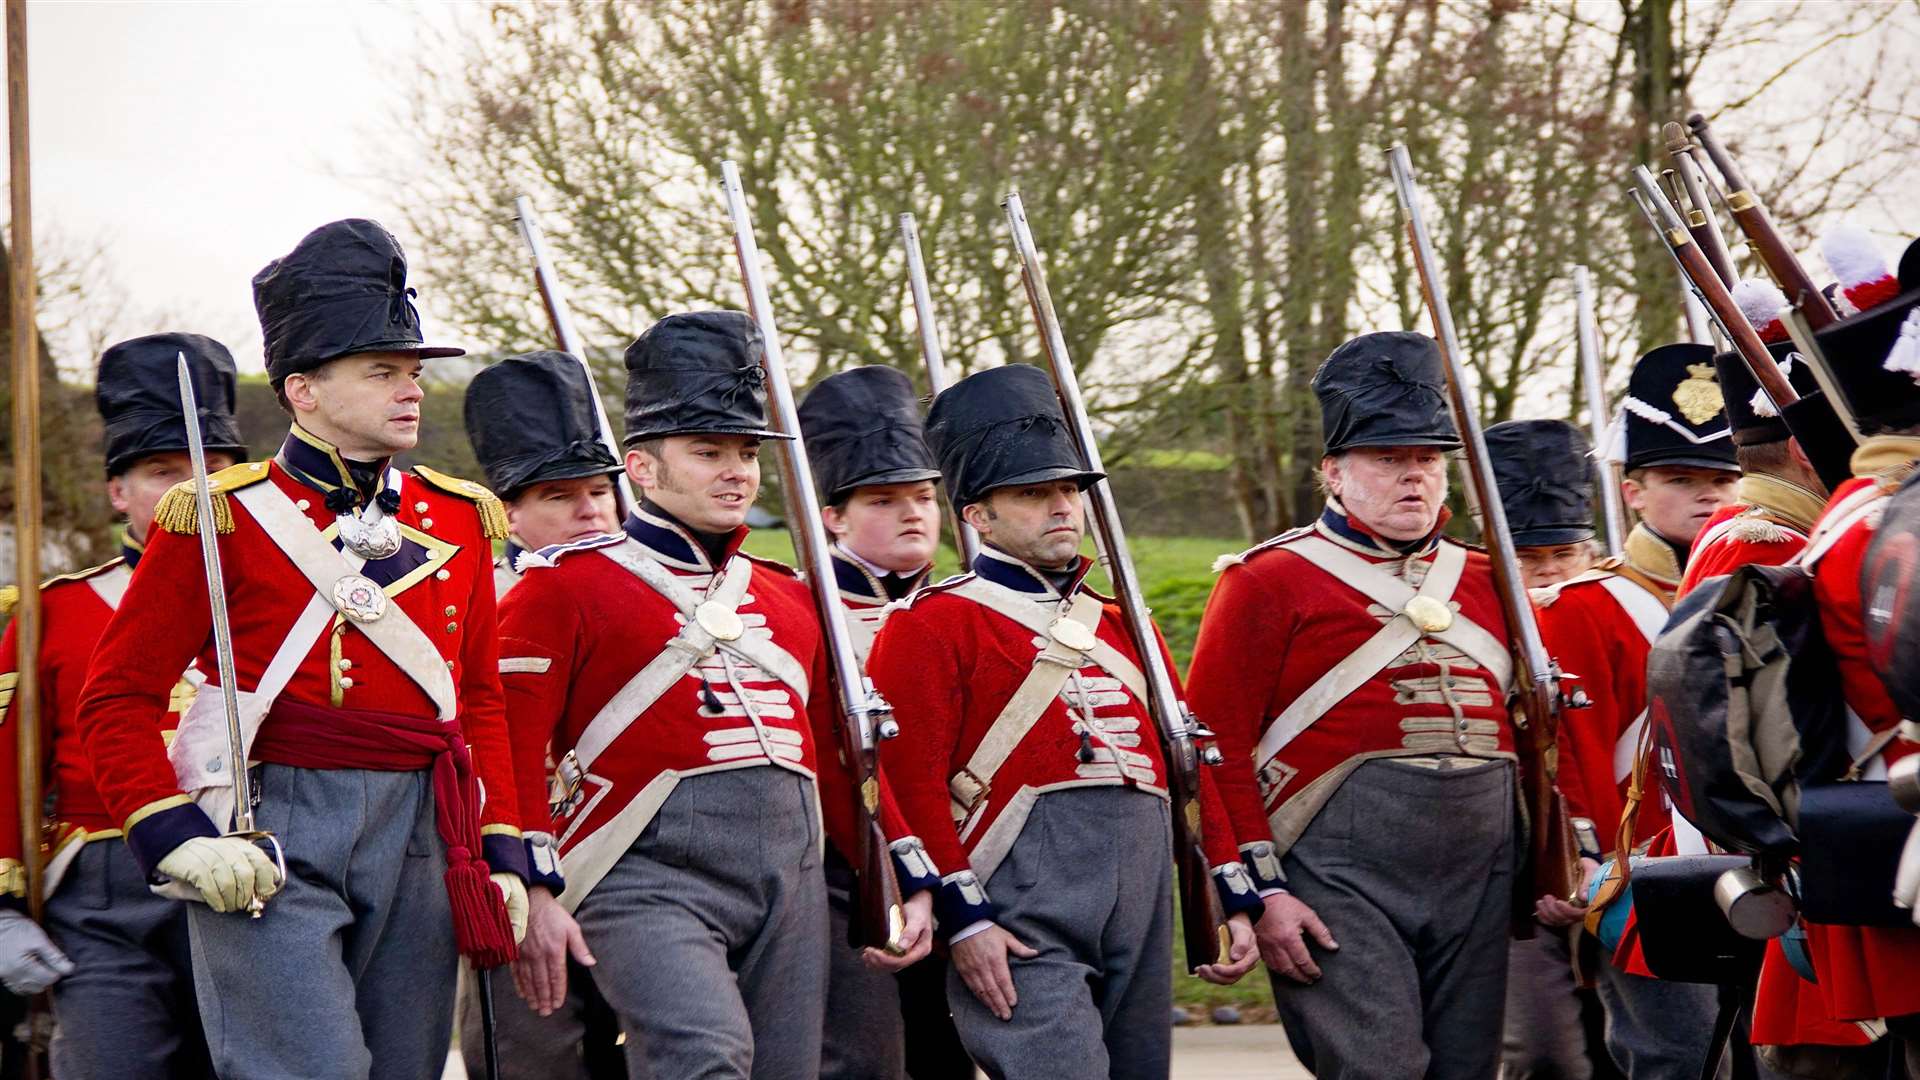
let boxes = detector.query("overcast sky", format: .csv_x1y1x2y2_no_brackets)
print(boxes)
25,0,460,375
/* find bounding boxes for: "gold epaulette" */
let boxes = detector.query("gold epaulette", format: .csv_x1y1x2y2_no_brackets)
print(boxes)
152,460,273,535
1,558,127,616
412,465,510,540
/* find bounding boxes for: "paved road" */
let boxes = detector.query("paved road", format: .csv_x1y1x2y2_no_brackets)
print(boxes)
445,1023,1310,1078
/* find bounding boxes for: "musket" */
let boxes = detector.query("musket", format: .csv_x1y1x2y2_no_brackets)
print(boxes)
1628,168,1801,413
1663,124,1739,288
1686,113,1840,330
175,353,286,918
1571,266,1627,556
1388,145,1578,910
1000,191,1229,970
511,195,639,516
896,213,981,567
719,161,905,954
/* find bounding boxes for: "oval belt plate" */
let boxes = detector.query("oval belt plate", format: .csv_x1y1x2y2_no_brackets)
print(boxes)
332,574,388,624
1049,617,1098,653
695,601,745,642
1403,595,1453,634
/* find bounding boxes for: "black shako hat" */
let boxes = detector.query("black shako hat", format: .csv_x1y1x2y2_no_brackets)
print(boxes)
797,366,941,503
1712,341,1828,447
622,311,790,443
925,364,1102,508
1611,343,1737,473
1485,419,1595,548
1813,241,1920,435
464,351,622,500
96,333,247,476
1312,332,1461,454
252,218,464,385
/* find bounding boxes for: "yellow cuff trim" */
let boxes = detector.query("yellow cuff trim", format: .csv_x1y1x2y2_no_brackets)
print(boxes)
480,824,523,838
123,794,194,832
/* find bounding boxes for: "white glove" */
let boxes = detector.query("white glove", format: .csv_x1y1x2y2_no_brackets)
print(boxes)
157,836,281,914
0,909,73,994
1895,817,1920,928
493,872,529,945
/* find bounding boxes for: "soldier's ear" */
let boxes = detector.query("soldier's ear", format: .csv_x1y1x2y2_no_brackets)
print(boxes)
961,499,994,534
625,448,655,491
107,474,132,518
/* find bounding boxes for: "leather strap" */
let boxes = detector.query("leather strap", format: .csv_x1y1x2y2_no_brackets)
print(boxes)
948,593,1104,819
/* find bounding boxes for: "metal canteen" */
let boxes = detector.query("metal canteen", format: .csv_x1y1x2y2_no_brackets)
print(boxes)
1715,864,1797,940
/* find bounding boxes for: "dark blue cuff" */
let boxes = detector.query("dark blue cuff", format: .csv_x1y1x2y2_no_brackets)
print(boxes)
888,837,941,898
932,870,997,942
481,833,529,881
1214,862,1265,920
127,802,221,880
523,834,565,893
1239,841,1286,893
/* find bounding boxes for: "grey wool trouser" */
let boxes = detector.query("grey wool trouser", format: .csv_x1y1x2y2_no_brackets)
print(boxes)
187,763,459,1080
1271,758,1519,1080
43,838,211,1080
1501,929,1593,1079
822,845,907,1079
572,767,829,1080
1592,963,1724,1080
946,785,1174,1080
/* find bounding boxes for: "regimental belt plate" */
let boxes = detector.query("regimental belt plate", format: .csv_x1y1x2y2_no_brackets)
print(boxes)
1048,616,1097,653
1403,595,1453,633
695,601,745,642
332,574,388,624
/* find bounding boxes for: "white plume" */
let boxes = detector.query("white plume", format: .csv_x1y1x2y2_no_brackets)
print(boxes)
1732,277,1788,331
1822,222,1890,288
1885,310,1920,383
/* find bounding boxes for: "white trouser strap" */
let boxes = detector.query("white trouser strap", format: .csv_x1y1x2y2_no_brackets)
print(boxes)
948,593,1104,817
1252,540,1468,767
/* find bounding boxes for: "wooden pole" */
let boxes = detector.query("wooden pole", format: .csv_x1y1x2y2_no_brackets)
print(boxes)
8,0,44,923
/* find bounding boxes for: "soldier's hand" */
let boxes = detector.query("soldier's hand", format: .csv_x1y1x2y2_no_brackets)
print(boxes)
492,872,529,944
157,836,281,913
0,910,73,994
863,890,933,972
949,923,1038,1021
1256,891,1338,984
1894,818,1920,927
1535,857,1602,928
511,886,596,1016
1195,912,1259,985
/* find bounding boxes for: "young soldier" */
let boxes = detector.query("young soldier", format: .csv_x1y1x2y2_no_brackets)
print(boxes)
1188,332,1522,1080
458,350,626,1080
497,312,932,1080
0,334,244,1077
1753,252,1920,1074
1484,419,1606,1080
869,363,1261,1080
75,220,528,1079
796,366,965,1080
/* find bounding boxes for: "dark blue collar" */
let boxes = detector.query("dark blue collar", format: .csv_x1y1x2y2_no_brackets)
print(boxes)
121,535,145,571
1316,499,1442,559
276,425,395,512
623,505,748,572
970,546,1092,598
830,546,928,602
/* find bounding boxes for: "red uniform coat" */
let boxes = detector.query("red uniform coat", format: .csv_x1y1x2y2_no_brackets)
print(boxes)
1188,506,1517,892
75,431,523,878
868,547,1260,938
1677,476,1823,600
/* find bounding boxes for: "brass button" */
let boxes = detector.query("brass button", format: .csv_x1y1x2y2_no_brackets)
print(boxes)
444,605,457,617
339,676,355,689
296,499,312,512
435,569,451,581
446,621,458,633
445,660,456,670
421,517,434,529
337,658,353,671
415,501,430,514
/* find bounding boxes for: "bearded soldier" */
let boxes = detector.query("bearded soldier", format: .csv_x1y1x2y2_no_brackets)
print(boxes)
0,335,244,1076
457,350,627,1080
868,364,1260,1080
1189,332,1521,1080
75,220,528,1078
497,312,933,1080
796,366,965,1080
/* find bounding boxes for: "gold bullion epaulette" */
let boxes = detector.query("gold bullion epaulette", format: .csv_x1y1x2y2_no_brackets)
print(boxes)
412,465,509,540
0,558,126,617
153,460,273,535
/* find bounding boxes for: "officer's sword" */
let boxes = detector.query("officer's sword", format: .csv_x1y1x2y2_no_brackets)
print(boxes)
175,352,286,917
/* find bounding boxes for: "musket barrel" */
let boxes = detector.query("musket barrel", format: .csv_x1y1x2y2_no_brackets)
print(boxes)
1664,124,1739,287
1571,266,1627,556
1685,114,1838,330
897,213,981,566
511,196,639,515
7,0,42,924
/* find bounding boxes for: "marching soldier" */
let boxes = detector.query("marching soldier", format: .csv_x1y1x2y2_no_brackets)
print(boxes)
457,350,626,1080
1754,243,1920,1073
497,311,931,1080
1189,332,1522,1080
75,219,529,1079
868,363,1261,1080
795,366,966,1080
0,334,244,1077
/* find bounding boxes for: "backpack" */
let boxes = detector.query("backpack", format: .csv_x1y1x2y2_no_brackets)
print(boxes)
1644,562,1852,857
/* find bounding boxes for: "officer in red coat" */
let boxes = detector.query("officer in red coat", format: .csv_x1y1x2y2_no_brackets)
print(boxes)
1189,331,1522,1080
868,363,1260,1080
75,220,528,1079
0,334,244,1077
456,350,627,1080
497,312,932,1080
798,366,969,1080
